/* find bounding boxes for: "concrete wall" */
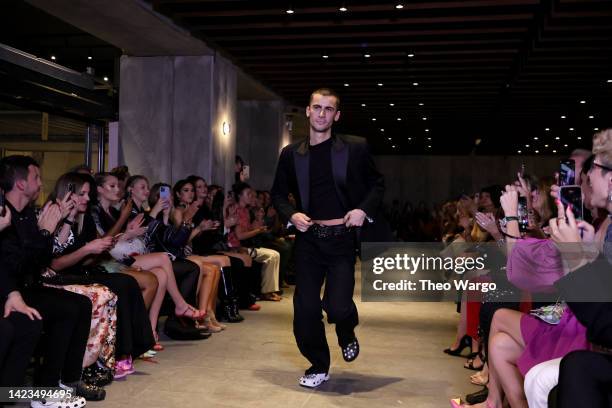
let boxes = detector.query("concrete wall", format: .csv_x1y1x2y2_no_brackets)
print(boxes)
375,154,561,206
119,54,237,188
235,100,285,191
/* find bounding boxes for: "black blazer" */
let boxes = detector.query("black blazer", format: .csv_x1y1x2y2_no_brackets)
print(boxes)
271,134,392,243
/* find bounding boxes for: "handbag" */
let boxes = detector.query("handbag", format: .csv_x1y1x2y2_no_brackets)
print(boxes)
109,237,147,264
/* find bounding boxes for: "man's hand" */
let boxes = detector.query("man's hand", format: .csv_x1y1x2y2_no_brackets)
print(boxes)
344,209,367,228
37,202,62,233
4,291,42,320
290,213,313,232
0,206,11,232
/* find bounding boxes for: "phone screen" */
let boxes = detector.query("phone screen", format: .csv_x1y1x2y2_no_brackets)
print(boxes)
559,186,583,220
159,186,170,200
560,159,576,186
517,197,529,232
0,190,5,216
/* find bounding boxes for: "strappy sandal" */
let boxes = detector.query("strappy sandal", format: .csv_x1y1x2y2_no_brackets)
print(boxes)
176,304,206,321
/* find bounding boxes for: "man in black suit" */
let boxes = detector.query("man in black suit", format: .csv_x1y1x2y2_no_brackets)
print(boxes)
271,88,388,388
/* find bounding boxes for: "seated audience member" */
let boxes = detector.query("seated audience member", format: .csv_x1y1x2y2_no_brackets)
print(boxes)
0,202,43,389
0,155,103,406
91,173,204,348
229,182,282,301
46,172,156,380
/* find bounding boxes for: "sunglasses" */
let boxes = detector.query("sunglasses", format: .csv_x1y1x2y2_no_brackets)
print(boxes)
591,161,612,173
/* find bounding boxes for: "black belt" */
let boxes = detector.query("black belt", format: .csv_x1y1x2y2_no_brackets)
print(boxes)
309,223,352,239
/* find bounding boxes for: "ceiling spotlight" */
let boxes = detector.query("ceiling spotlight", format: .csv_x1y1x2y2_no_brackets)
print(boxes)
553,150,557,153
103,76,109,82
397,117,402,121
589,115,594,119
518,150,522,154
534,137,539,140
87,56,92,60
535,150,540,154
525,144,530,148
577,136,582,140
361,103,366,107
422,117,427,121
427,145,432,148
286,7,295,14
413,82,419,86
427,137,432,141
377,83,384,86
387,137,392,141
569,127,574,131
389,103,395,106
50,55,56,60
371,118,377,121
392,145,396,148
594,127,599,131
580,100,586,104
425,129,429,132
555,136,560,140
561,115,566,119
395,3,404,9
339,4,348,12
608,80,612,83
545,144,549,147
408,137,412,141
380,128,385,132
322,55,329,59
407,53,415,58
344,83,350,87
364,54,371,58
545,128,550,131
418,103,424,106
564,144,568,147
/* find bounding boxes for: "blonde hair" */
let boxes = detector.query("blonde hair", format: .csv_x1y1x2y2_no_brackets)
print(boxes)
592,129,612,168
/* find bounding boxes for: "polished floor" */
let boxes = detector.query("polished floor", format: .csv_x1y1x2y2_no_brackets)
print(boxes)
91,275,476,408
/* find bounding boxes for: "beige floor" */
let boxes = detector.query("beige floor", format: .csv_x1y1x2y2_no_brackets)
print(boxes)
91,278,477,408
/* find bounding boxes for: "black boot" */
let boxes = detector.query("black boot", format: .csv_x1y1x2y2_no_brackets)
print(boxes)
230,297,245,322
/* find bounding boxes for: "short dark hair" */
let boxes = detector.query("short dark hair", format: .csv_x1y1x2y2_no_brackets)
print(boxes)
309,88,340,110
0,155,39,192
110,165,130,181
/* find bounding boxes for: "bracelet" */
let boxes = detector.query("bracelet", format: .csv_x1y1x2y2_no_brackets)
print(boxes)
63,219,74,226
503,216,519,223
502,231,522,240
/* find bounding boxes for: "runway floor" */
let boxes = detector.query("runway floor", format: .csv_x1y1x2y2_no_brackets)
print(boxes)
92,271,476,408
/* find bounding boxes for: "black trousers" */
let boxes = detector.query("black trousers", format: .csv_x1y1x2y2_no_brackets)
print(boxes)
22,287,91,386
558,350,612,408
0,313,42,386
90,272,154,359
293,229,358,375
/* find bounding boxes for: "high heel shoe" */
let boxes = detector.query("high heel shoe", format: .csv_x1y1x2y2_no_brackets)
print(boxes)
444,335,472,357
175,304,206,321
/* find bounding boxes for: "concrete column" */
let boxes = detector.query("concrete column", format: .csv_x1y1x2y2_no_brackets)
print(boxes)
119,54,236,188
235,100,285,190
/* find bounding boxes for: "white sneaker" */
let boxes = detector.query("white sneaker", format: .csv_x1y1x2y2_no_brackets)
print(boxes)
299,373,330,388
30,395,87,408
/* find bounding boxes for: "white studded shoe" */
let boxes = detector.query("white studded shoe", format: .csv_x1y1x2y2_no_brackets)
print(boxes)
299,373,330,388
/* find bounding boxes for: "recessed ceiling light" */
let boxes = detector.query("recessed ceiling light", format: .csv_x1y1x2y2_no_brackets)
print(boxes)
339,6,348,12
364,54,371,58
517,150,522,154
408,137,412,141
50,55,56,60
553,150,557,153
413,82,419,86
361,103,366,107
535,150,539,154
545,144,549,147
608,79,612,83
395,3,404,9
388,137,392,141
525,144,530,148
377,83,384,87
534,137,539,140
87,56,92,60
380,128,385,132
425,129,429,132
389,103,395,106
545,128,550,131
344,83,349,87
577,136,582,140
422,117,427,121
322,55,329,59
594,127,599,131
286,8,294,14
555,136,560,140
418,102,424,106
371,118,376,121
427,145,432,148
407,53,415,58
103,76,109,82
580,100,586,104
397,117,402,121
564,144,568,147
561,115,566,119
589,115,594,119
427,137,432,140
569,128,575,131
392,145,396,148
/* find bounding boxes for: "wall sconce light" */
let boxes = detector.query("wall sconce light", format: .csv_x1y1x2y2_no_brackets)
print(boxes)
223,122,230,135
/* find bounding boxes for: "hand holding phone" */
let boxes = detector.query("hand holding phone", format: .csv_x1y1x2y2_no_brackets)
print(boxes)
559,186,583,220
159,186,170,200
559,159,576,187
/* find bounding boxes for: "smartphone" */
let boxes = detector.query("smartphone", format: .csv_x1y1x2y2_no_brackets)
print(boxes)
559,186,583,220
67,183,75,194
519,163,526,178
0,189,5,216
517,197,529,232
559,159,576,187
159,186,170,200
241,165,250,181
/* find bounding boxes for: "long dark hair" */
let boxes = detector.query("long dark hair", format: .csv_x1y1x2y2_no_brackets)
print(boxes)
173,179,195,207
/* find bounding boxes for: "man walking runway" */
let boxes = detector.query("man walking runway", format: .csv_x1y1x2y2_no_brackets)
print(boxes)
271,88,387,388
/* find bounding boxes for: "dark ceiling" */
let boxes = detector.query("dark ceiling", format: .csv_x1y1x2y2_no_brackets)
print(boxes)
149,0,612,155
